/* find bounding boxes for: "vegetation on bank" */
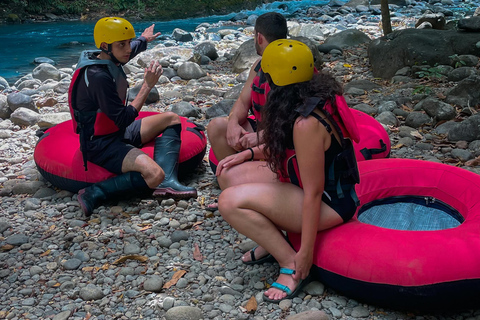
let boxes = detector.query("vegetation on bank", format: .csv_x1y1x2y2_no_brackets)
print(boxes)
0,0,272,23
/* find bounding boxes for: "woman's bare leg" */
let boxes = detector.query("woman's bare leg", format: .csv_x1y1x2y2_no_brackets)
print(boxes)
219,182,343,301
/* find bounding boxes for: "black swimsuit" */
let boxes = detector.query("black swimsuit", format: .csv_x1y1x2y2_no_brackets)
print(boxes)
279,110,359,222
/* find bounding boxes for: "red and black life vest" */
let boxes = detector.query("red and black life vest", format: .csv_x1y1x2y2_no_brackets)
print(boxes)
68,50,129,136
250,60,269,122
67,50,129,170
280,96,360,202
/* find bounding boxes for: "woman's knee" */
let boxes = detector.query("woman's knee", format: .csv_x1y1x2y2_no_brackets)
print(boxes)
218,188,239,218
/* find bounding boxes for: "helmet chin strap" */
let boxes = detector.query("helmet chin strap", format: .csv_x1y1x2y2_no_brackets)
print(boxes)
101,44,124,66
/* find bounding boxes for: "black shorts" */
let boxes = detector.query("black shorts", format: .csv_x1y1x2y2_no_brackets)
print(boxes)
86,119,143,175
322,187,358,222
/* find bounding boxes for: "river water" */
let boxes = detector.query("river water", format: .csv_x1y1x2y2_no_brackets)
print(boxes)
0,0,329,83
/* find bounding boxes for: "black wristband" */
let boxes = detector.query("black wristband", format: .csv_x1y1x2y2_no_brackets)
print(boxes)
247,148,254,161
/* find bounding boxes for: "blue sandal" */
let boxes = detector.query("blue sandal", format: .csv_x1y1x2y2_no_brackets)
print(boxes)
263,268,311,303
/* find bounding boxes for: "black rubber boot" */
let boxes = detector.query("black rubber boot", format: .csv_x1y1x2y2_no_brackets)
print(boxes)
153,124,197,199
78,171,149,217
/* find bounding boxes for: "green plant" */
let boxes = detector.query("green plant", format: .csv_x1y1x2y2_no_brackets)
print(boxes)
413,85,432,95
449,54,467,68
415,64,443,80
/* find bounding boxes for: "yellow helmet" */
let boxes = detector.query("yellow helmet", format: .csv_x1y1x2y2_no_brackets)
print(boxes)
94,17,136,48
261,39,314,86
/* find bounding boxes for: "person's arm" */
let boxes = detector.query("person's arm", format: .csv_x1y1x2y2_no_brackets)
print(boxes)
292,116,329,280
215,143,266,176
130,24,161,58
129,60,163,113
226,58,260,151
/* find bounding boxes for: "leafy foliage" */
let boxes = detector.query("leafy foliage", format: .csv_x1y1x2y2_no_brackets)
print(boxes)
1,0,266,21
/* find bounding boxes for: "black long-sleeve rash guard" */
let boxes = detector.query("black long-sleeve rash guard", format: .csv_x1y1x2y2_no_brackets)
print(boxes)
75,37,148,133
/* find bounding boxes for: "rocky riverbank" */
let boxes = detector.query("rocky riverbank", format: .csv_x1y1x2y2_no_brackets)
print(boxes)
1,1,480,319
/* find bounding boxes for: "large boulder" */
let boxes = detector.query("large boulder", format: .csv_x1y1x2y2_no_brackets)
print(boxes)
446,75,480,108
368,29,480,79
194,41,218,60
231,38,259,73
323,29,371,49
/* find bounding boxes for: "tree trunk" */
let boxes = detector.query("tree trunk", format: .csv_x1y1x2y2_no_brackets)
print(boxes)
381,0,392,35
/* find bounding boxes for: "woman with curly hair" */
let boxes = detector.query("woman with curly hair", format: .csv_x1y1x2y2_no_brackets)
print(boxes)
217,39,360,303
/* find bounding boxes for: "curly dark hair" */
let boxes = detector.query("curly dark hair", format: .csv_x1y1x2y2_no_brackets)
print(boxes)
260,72,343,177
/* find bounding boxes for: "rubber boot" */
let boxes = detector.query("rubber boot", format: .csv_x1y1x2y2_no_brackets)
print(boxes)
153,124,197,199
78,171,149,217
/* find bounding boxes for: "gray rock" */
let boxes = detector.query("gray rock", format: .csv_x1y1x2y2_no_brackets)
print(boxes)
52,310,72,320
304,281,325,296
128,83,159,104
124,243,141,255
0,76,9,90
0,95,11,119
79,284,104,301
177,62,207,80
368,29,480,79
375,111,399,127
172,28,193,42
446,75,480,108
324,28,371,49
143,275,164,292
33,63,61,81
10,107,41,127
171,230,189,242
7,92,36,112
34,57,55,65
231,39,259,73
37,112,71,130
17,79,42,90
12,180,45,195
377,101,397,113
162,67,177,79
420,98,456,121
458,16,480,31
164,306,203,320
33,187,57,198
6,234,29,245
451,148,474,161
405,111,432,128
0,220,11,233
344,79,382,92
194,41,218,60
205,99,235,119
448,114,480,142
170,101,201,118
62,258,82,270
448,67,477,82
285,310,330,320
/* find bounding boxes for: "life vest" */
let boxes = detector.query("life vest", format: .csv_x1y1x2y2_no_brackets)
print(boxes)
67,50,129,170
68,50,129,136
281,95,360,202
250,60,269,121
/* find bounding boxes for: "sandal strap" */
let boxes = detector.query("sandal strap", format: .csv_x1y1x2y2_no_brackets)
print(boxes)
250,246,259,262
280,267,296,275
270,282,292,295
